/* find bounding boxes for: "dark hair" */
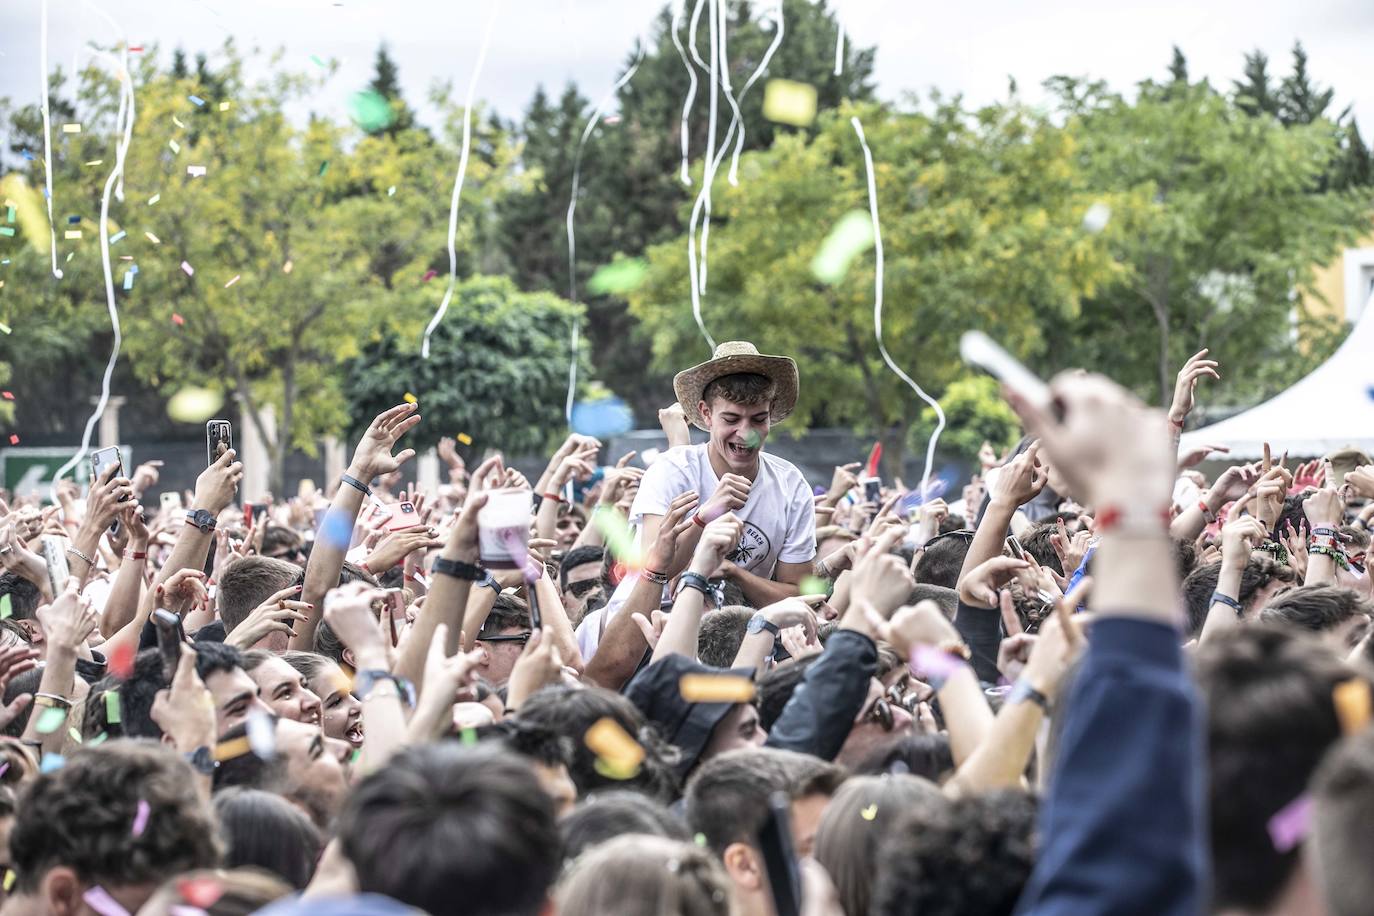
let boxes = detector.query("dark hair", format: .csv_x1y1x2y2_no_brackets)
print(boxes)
312,619,346,664
697,607,753,668
557,834,732,916
560,545,606,591
914,534,973,589
1172,536,1198,580
1182,556,1297,638
474,719,572,769
1260,585,1373,637
1194,625,1360,911
873,790,1038,916
211,721,289,793
756,656,818,732
218,556,302,634
907,583,958,619
10,741,222,894
684,747,800,856
701,372,776,409
515,685,679,802
2,667,44,737
479,593,533,639
84,644,246,740
855,734,957,783
338,743,559,916
1311,728,1374,916
260,525,304,559
0,573,41,620
1017,523,1063,576
560,790,691,862
213,788,323,889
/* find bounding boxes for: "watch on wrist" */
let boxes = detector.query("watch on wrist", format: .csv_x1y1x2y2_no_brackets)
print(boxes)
746,613,781,638
1008,678,1052,713
185,745,217,775
431,557,486,581
185,509,217,532
478,570,501,594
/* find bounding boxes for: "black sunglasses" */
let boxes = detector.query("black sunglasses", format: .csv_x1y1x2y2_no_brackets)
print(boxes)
925,529,976,549
564,579,601,598
864,696,894,732
476,632,531,645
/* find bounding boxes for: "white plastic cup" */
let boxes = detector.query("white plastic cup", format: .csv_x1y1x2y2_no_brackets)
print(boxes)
478,489,533,569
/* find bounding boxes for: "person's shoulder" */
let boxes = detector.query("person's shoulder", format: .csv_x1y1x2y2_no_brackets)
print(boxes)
759,451,811,492
648,444,710,479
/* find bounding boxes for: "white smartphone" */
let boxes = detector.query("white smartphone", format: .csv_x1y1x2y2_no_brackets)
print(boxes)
41,536,70,595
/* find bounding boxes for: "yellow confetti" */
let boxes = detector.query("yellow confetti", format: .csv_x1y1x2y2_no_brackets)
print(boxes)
584,717,644,776
799,576,829,596
282,260,293,274
62,123,81,133
218,101,231,112
213,735,253,762
3,869,13,891
168,139,181,154
147,194,160,205
172,115,186,129
860,804,878,820
762,79,818,127
457,432,473,445
144,232,161,244
224,274,241,288
403,392,417,404
85,159,104,166
679,673,756,703
1334,679,1371,736
63,229,82,240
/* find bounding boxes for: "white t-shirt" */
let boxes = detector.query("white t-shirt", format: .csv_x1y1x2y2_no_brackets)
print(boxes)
575,444,817,659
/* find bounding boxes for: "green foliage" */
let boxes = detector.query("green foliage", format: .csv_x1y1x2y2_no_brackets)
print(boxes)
910,375,1020,464
342,276,586,457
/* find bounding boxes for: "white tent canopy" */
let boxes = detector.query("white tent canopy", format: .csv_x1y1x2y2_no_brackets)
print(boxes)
1179,297,1374,459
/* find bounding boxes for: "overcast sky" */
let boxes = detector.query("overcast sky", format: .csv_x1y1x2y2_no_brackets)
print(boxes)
2,0,1372,138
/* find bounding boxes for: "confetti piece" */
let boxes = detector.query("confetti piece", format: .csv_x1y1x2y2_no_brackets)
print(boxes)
168,139,181,154
181,261,194,276
3,870,14,891
0,324,11,335
812,210,876,284
1268,794,1312,852
172,313,185,326
69,727,82,743
457,432,473,445
387,185,396,196
318,160,329,177
83,886,129,916
1333,679,1371,735
592,506,642,567
62,123,81,133
213,735,252,762
177,877,225,910
172,115,186,129
0,595,11,619
122,269,135,291
318,510,354,550
403,392,418,404
145,232,161,244
64,229,82,240
1082,202,1112,234
348,90,395,133
108,641,134,678
0,761,8,779
85,159,103,166
187,166,206,178
104,690,122,724
762,79,818,127
131,798,150,835
35,705,68,734
0,228,14,237
860,804,878,820
587,258,649,296
911,645,966,685
679,673,756,703
282,260,293,273
40,754,64,773
219,101,231,112
694,833,708,847
799,576,830,596
422,269,437,282
460,727,478,746
571,397,634,439
188,94,205,107
246,708,276,759
5,205,13,223
310,55,327,68
109,230,126,244
584,717,644,777
1,391,11,400
223,274,240,288
7,435,16,446
148,194,160,205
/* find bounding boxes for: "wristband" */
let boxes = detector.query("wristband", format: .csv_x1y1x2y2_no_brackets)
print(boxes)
34,692,73,709
1198,500,1217,524
431,557,486,581
1008,678,1051,713
692,513,708,528
65,545,95,566
477,571,501,595
1094,504,1171,537
541,492,565,504
1257,539,1289,565
340,473,372,497
1210,591,1244,618
1310,544,1349,570
677,571,712,600
642,568,669,585
353,669,416,706
1311,527,1341,539
123,549,147,561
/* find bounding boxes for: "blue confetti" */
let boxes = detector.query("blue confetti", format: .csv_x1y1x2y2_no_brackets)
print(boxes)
20,149,34,161
40,754,65,773
189,95,205,107
1367,385,1374,402
108,231,126,245
570,397,634,439
318,509,354,550
67,215,80,224
122,268,135,291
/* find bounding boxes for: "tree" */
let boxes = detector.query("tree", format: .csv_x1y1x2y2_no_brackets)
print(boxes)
628,99,1126,473
1278,42,1335,126
1234,50,1278,118
910,375,1021,465
367,44,418,136
342,275,587,457
0,42,521,491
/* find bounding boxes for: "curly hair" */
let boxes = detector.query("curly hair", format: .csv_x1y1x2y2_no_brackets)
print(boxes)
873,789,1038,916
10,741,222,895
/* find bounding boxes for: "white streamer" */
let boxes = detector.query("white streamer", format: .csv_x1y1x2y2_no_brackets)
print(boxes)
50,33,136,497
38,0,63,279
833,5,845,75
851,116,944,498
420,4,499,359
684,0,720,351
695,0,742,292
564,43,646,422
723,0,784,185
669,0,699,185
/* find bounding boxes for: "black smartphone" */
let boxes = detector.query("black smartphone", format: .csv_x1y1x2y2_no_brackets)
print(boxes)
206,419,233,466
863,477,882,503
152,608,186,682
1005,536,1026,560
527,580,543,632
757,791,801,916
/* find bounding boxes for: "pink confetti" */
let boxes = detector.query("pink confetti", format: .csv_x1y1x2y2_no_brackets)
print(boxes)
1268,794,1312,853
0,761,9,778
910,645,966,684
83,887,131,916
223,275,240,288
422,269,437,282
131,798,150,836
1,391,13,400
180,261,194,276
7,435,17,446
171,313,185,326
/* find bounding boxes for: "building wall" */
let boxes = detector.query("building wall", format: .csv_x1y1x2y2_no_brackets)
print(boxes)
1303,228,1374,324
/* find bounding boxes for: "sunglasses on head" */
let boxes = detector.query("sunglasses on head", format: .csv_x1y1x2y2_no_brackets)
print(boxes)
924,529,976,549
476,632,531,645
564,579,601,598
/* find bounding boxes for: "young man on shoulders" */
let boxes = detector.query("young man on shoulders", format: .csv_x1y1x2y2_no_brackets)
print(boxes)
578,342,817,659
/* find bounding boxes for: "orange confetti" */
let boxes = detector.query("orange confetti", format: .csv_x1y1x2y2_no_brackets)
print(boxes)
584,717,643,778
457,432,473,445
679,673,756,703
1333,679,1371,736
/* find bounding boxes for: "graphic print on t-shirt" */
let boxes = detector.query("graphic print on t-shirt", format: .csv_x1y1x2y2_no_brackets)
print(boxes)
727,522,772,572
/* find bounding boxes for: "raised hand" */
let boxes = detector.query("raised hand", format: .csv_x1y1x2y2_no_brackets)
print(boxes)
1049,518,1091,576
1345,465,1374,500
350,404,422,482
322,581,390,664
1208,461,1262,505
0,644,40,731
1169,349,1220,427
987,442,1048,511
957,555,1031,608
365,527,445,576
826,463,861,504
37,580,100,651
85,463,135,533
193,448,244,515
642,491,700,575
1178,443,1230,470
1220,516,1268,570
156,568,209,618
0,523,53,598
225,584,310,650
848,525,915,621
700,473,751,523
689,513,744,577
150,643,216,753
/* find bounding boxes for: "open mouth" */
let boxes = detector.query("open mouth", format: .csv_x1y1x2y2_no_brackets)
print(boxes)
345,722,365,745
726,442,753,458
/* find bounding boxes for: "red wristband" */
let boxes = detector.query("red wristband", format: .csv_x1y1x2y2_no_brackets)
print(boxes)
692,513,707,528
1198,500,1216,524
359,560,372,576
123,550,147,560
1096,504,1171,535
541,492,565,504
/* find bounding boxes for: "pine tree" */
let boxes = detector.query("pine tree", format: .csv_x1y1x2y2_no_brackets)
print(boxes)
1168,46,1189,84
1278,42,1334,126
1234,51,1278,117
1338,118,1373,188
366,44,417,135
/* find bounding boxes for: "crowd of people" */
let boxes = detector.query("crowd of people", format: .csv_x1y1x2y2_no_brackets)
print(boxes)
1,337,1373,916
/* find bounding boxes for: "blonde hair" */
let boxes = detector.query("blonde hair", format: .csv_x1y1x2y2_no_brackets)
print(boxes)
558,834,732,916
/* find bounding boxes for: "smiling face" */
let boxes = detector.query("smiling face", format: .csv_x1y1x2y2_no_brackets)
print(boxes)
305,660,364,747
700,396,772,476
249,655,323,726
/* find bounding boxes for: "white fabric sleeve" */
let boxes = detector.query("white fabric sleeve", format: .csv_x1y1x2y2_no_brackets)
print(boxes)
778,475,818,564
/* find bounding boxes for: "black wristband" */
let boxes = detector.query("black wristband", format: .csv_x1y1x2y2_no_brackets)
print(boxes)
432,557,486,581
340,473,372,497
677,571,711,599
1009,678,1051,713
1210,591,1244,618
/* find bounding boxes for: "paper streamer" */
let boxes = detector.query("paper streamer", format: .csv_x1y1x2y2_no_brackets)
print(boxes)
851,117,945,498
722,0,784,184
696,0,743,288
39,0,62,278
564,40,645,423
833,1,845,75
420,3,499,360
669,0,700,185
684,0,720,352
50,25,136,501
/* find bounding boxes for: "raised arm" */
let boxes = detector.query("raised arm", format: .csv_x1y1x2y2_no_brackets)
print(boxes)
63,465,134,588
155,449,243,588
651,514,742,665
957,444,1046,589
99,501,150,637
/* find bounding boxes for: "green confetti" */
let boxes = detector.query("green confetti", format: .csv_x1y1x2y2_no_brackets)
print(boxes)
35,705,68,734
694,832,708,847
460,727,478,746
587,257,650,296
105,690,122,724
5,205,14,223
318,160,329,178
387,185,396,196
89,731,108,746
0,323,11,335
811,210,875,285
592,506,642,566
310,55,327,68
799,576,831,597
0,227,14,237
348,90,395,133
68,727,82,743
0,594,11,619
350,748,362,765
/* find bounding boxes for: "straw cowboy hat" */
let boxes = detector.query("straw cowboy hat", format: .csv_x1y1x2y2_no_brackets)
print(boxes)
673,341,800,431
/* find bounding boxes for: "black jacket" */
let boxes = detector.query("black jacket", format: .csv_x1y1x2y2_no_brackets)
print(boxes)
765,628,877,761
